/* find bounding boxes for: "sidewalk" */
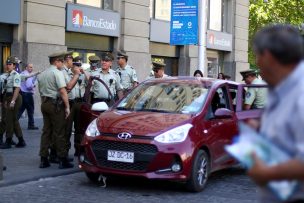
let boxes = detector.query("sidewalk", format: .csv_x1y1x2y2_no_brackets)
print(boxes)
0,118,80,187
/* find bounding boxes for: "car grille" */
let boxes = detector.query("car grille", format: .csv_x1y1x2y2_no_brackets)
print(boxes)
91,140,158,172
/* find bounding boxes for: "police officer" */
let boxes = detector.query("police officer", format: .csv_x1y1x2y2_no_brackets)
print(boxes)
90,53,123,105
84,55,101,81
149,61,169,79
240,69,267,110
37,52,72,169
61,52,82,159
0,56,26,149
115,51,138,95
69,57,86,156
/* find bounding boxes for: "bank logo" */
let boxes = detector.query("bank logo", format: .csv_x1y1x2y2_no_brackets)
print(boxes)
72,10,83,28
208,33,215,45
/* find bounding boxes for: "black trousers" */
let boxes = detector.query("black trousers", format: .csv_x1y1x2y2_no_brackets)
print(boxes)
18,92,35,127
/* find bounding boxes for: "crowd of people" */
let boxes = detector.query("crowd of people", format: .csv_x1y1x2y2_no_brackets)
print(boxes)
0,23,303,203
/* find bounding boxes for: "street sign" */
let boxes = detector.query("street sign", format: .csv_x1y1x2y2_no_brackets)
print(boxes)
170,0,198,45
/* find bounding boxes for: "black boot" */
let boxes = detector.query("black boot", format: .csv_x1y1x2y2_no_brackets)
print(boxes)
0,135,3,145
49,149,59,163
0,138,12,149
39,157,51,168
58,157,74,169
16,137,26,148
9,139,16,146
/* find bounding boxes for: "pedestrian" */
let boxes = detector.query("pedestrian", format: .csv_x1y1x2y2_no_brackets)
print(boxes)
0,56,26,149
115,51,138,95
17,63,39,130
193,70,203,77
37,52,72,169
90,53,123,106
217,73,225,80
247,24,304,203
240,69,267,110
150,61,169,79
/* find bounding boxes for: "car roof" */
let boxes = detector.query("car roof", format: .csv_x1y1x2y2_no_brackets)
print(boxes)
143,76,240,87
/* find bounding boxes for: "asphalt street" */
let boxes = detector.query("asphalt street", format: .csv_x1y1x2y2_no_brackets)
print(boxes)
0,167,257,203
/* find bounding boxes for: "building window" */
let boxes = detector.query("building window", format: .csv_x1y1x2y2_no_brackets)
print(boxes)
209,0,223,31
151,0,171,21
76,0,102,8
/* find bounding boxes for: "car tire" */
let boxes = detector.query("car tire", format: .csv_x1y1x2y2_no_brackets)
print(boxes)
186,150,210,192
85,172,100,183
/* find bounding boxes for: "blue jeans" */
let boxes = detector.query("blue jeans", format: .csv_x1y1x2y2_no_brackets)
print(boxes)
18,92,35,127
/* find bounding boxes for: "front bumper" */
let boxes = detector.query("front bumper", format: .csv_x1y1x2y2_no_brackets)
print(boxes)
78,136,194,180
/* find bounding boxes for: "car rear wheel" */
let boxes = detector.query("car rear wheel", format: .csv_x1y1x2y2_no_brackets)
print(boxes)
85,172,100,183
186,150,210,192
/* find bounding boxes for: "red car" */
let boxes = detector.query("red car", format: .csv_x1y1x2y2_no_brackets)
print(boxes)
78,77,267,191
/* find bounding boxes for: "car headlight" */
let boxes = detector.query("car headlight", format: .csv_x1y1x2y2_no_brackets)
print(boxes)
154,124,193,143
85,118,101,137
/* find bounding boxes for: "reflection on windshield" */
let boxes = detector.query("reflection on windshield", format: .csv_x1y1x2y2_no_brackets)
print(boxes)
116,83,209,114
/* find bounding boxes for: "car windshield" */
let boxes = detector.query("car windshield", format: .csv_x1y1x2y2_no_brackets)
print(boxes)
116,82,209,114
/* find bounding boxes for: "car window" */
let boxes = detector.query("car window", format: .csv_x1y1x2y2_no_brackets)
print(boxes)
116,82,209,114
206,86,230,119
228,85,238,111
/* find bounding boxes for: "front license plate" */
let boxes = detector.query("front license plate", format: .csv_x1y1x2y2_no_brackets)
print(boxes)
107,150,134,163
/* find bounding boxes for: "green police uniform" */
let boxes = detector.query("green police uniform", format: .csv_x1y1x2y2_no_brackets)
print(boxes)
115,51,138,93
70,62,86,156
116,64,138,91
0,68,24,148
38,64,68,160
91,70,123,105
244,78,267,109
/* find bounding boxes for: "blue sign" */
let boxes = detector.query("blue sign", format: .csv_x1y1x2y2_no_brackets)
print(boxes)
170,0,198,45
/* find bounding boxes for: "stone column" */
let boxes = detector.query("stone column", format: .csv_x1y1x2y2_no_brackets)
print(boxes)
22,0,67,116
119,0,151,82
234,0,250,82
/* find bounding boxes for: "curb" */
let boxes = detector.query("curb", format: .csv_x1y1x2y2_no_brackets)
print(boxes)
0,168,81,188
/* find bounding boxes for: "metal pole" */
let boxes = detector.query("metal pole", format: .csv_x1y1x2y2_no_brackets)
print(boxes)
198,0,207,75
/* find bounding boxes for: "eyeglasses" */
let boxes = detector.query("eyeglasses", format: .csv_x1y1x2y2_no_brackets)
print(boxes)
153,69,159,73
6,63,13,66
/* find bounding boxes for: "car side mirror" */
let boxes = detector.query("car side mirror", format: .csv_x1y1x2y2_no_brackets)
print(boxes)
91,102,109,112
214,108,234,119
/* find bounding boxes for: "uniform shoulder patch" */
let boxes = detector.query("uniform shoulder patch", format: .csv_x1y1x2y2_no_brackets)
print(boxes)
246,92,251,98
14,78,20,84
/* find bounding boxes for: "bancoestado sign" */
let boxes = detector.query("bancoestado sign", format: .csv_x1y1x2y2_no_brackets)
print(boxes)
66,3,120,37
206,30,233,52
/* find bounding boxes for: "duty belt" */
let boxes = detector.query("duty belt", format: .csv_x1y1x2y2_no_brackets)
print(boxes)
74,98,84,103
41,96,57,103
4,92,13,97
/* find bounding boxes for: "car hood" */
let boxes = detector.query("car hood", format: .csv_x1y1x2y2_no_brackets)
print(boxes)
97,110,193,136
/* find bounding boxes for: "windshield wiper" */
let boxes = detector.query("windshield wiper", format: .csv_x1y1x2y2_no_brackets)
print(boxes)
136,109,172,113
116,107,131,111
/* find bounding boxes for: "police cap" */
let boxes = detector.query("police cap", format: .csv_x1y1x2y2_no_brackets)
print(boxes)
48,52,66,61
88,55,101,63
73,56,82,63
64,51,74,60
152,61,166,71
240,69,257,81
6,56,17,64
103,52,114,61
117,50,128,59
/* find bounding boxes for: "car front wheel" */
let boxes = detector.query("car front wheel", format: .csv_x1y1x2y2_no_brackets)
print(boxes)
186,150,210,192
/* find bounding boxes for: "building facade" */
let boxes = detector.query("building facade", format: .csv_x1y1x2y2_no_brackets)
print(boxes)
0,0,249,115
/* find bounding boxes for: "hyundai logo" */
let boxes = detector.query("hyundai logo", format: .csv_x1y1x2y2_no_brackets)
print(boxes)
117,132,132,140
